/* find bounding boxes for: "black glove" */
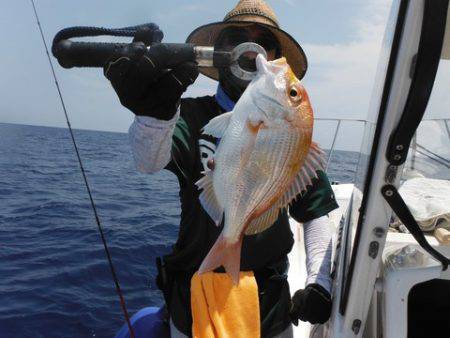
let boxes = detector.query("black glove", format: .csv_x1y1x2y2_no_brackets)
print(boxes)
104,24,199,120
290,283,332,325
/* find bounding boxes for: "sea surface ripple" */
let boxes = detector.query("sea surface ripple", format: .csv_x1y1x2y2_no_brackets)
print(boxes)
0,123,358,338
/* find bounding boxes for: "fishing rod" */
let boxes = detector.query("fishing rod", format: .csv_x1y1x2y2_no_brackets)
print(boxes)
52,25,267,82
29,1,136,337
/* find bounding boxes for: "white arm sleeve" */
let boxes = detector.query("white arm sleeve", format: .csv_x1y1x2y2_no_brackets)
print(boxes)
303,215,333,293
128,109,180,173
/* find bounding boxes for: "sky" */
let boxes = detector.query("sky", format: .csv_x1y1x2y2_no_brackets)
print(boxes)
0,0,448,151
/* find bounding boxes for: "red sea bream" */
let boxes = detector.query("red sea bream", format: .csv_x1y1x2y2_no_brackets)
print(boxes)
196,55,325,284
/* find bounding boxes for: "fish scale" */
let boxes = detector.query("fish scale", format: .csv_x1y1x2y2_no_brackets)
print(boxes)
245,128,292,215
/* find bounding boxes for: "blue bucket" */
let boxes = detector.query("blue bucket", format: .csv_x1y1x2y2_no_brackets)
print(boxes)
115,306,170,338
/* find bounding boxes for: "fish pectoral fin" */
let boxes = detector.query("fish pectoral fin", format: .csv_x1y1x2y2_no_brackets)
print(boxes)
245,205,282,235
279,141,326,207
198,233,242,285
202,111,233,138
196,171,224,226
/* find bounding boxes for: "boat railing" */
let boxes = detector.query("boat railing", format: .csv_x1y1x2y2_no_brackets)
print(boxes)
315,117,450,180
314,117,371,180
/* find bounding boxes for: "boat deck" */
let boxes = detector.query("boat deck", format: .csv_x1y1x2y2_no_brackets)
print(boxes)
286,181,450,337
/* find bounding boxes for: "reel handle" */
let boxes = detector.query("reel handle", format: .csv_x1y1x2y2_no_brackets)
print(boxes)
52,40,197,69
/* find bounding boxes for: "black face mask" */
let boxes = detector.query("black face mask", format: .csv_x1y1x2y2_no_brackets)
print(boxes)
218,67,249,103
215,25,281,103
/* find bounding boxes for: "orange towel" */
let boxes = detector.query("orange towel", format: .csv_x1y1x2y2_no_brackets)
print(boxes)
191,271,260,338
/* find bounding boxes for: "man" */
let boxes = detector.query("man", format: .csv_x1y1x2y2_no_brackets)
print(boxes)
105,1,338,337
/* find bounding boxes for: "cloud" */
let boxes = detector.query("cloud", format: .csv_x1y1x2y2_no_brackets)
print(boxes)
302,0,448,151
293,0,392,150
425,59,450,119
182,4,206,12
353,0,392,41
302,0,392,121
280,0,296,6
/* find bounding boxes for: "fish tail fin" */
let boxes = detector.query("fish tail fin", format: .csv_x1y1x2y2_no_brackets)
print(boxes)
198,233,242,285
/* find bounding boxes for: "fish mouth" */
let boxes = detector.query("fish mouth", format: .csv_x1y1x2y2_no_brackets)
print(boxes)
256,55,288,75
255,54,268,73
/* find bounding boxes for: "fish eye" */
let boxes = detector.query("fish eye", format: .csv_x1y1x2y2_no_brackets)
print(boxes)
288,86,302,103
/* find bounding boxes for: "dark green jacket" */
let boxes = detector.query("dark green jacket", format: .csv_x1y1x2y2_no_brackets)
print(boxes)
160,96,338,337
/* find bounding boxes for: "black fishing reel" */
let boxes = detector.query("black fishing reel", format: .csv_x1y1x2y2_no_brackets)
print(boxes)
52,24,267,82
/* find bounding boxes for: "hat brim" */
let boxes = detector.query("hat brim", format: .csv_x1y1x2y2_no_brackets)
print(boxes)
186,21,308,81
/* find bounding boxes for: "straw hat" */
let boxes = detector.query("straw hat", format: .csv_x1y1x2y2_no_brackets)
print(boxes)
186,0,308,80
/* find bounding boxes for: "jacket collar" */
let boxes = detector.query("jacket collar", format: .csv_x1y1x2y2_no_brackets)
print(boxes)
214,85,236,112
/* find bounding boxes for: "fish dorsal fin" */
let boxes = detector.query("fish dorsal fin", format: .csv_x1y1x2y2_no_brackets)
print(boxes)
195,171,224,226
202,111,233,138
245,142,325,235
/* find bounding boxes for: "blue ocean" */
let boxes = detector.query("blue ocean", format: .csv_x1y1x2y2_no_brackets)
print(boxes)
0,123,358,338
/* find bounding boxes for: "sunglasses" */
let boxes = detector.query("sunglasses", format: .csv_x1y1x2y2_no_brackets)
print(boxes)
215,26,281,54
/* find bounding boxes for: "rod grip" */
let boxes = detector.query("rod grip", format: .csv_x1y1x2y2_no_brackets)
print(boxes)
52,40,196,69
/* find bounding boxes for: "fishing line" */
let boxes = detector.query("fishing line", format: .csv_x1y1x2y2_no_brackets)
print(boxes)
414,148,450,169
416,143,450,165
29,1,135,337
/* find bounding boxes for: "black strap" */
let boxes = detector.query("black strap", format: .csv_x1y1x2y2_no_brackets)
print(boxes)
52,23,158,46
386,0,449,165
382,184,450,270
